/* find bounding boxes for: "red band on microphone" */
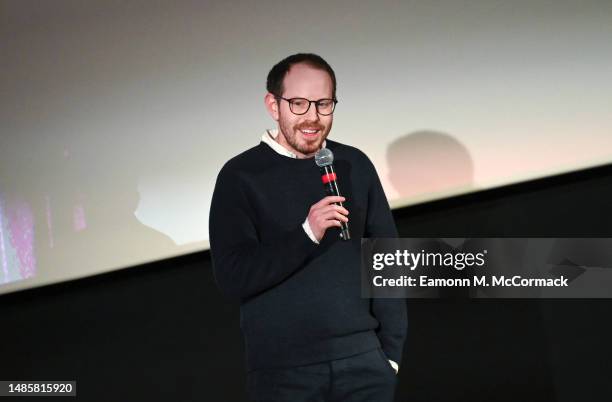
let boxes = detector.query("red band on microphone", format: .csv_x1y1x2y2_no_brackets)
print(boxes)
321,172,337,184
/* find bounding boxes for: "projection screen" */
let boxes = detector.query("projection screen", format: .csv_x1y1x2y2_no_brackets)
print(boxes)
1,0,611,295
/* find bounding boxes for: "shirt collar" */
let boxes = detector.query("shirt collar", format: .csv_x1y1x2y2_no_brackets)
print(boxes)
261,129,326,159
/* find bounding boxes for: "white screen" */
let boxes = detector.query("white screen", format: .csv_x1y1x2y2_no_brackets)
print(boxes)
1,0,611,294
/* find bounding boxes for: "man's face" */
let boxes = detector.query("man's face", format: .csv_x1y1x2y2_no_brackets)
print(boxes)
270,63,334,158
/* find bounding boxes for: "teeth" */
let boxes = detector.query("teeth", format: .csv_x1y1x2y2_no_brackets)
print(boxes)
301,129,318,133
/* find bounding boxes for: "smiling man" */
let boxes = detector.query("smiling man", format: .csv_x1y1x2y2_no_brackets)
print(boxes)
266,61,333,158
209,53,407,401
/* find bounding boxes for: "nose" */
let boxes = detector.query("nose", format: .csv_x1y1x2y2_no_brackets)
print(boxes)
304,101,320,121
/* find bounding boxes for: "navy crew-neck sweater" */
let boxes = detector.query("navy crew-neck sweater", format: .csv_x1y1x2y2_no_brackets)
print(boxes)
209,139,407,371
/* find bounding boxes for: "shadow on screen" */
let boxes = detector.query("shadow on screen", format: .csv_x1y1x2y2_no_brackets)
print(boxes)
387,130,476,200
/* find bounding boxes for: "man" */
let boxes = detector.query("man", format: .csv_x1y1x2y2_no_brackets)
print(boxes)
209,53,407,401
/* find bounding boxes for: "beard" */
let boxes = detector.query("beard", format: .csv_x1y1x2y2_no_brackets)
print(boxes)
278,115,332,157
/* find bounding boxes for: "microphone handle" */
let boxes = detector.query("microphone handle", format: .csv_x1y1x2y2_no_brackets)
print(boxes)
320,165,351,241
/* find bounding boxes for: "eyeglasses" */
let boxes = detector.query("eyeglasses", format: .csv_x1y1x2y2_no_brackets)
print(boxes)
275,96,338,116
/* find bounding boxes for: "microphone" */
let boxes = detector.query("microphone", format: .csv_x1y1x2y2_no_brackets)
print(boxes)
315,148,350,241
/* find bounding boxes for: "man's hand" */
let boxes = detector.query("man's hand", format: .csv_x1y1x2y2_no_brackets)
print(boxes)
307,196,349,242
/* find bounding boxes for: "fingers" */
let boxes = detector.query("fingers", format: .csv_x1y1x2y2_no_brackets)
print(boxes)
312,210,347,227
310,200,348,216
321,210,349,223
333,204,349,216
307,196,350,242
314,196,346,208
320,217,343,230
310,205,349,223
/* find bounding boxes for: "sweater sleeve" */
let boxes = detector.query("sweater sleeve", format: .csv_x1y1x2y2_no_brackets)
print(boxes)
209,164,318,302
363,156,408,366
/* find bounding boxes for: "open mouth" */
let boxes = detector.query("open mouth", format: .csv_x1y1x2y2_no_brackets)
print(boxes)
299,128,321,137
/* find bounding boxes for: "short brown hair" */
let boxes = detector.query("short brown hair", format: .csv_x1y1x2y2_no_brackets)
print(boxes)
266,53,337,99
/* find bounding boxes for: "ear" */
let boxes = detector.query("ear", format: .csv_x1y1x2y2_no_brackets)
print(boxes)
264,92,280,121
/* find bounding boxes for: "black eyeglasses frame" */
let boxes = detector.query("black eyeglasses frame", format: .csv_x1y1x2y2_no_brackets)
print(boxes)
275,96,338,116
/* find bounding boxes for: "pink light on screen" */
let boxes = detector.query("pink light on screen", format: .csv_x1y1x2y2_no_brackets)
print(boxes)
7,198,36,279
45,194,54,248
73,191,87,232
73,205,87,232
0,195,9,283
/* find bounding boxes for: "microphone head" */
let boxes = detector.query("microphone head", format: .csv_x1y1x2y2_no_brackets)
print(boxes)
315,148,334,167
